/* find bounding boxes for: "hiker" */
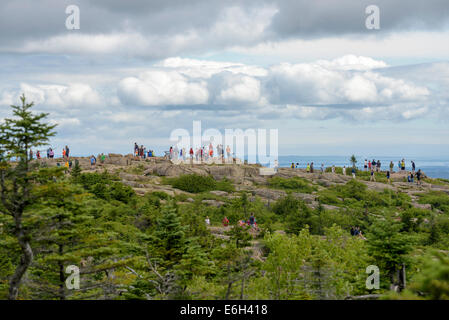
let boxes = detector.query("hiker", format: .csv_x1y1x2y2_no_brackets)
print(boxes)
368,160,372,171
36,150,41,159
205,216,210,226
371,159,376,170
357,227,367,240
29,149,33,160
65,145,70,158
411,161,416,173
407,173,411,183
134,142,138,155
222,216,229,227
62,148,66,159
64,161,69,170
321,163,324,173
291,162,295,169
390,161,394,173
398,160,401,171
351,167,356,179
249,214,256,228
350,226,355,236
370,169,375,181
90,155,96,168
376,160,381,172
310,162,314,173
386,170,391,184
49,148,54,159
331,165,335,173
343,166,346,176
101,153,106,164
410,172,414,183
226,145,231,160
401,159,405,171
416,169,422,185
306,163,310,173
364,159,368,171
46,148,50,158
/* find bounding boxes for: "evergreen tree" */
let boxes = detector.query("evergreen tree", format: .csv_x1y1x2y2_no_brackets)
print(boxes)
0,94,56,299
350,155,357,168
367,219,413,291
150,202,186,267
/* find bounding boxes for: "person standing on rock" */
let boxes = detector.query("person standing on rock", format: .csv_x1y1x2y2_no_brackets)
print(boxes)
364,159,368,171
401,159,405,171
368,161,372,172
390,161,394,173
36,150,41,159
331,165,335,173
412,161,416,173
174,145,179,160
376,160,381,172
416,169,422,185
65,145,70,158
370,169,375,181
343,166,346,176
189,147,194,163
90,155,96,168
310,162,314,173
49,148,54,159
306,163,310,173
226,145,231,161
321,163,324,173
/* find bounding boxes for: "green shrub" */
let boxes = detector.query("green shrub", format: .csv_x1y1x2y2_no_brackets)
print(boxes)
268,176,316,193
167,174,217,193
418,191,449,213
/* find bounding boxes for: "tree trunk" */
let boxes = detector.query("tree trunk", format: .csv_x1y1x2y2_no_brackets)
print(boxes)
9,229,33,300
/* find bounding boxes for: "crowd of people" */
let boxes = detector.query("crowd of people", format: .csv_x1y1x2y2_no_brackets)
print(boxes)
134,143,155,159
289,158,423,184
168,143,235,164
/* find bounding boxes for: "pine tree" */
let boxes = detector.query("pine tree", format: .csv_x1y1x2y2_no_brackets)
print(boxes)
0,94,56,299
367,219,413,291
350,154,357,168
71,159,81,178
150,202,186,267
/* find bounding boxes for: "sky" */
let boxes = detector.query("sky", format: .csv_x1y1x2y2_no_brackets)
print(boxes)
1,0,449,158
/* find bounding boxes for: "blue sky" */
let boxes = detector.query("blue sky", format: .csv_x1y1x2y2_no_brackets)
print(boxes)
1,0,449,158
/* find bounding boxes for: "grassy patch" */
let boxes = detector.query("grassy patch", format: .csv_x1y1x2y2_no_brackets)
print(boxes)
267,176,316,194
166,174,234,193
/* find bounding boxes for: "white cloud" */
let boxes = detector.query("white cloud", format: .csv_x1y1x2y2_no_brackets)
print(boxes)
1,83,103,108
217,74,261,104
118,70,209,106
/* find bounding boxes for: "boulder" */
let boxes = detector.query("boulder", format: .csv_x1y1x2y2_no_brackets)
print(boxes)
411,203,432,210
201,199,225,207
210,190,229,196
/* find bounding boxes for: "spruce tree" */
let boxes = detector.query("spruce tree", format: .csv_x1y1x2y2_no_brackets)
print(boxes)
0,94,56,299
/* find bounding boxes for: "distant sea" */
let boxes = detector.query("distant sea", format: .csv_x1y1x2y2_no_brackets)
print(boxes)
273,156,449,180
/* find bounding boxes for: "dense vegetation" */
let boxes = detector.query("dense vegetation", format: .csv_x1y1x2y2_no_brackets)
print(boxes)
1,96,448,300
